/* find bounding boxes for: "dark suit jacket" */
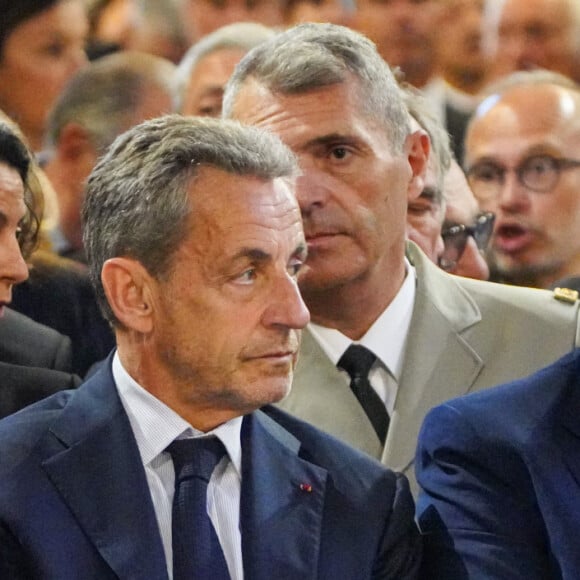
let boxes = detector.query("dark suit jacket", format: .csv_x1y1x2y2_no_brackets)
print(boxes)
0,308,73,371
0,361,80,419
0,356,421,579
416,348,580,579
11,257,115,376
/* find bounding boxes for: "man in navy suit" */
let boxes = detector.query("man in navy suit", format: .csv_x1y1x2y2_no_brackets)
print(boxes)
0,115,421,579
416,348,580,578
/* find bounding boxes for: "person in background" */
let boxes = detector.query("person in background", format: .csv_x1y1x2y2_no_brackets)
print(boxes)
0,0,88,151
403,85,451,266
440,159,492,280
284,0,357,27
404,85,491,281
0,120,80,417
0,114,421,579
488,0,580,83
177,22,275,118
175,0,286,46
129,0,189,63
43,50,176,263
464,69,580,289
437,0,489,99
355,0,470,161
224,23,580,495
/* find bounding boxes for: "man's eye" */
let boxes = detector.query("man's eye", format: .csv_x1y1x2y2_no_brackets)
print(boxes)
330,146,350,161
288,259,304,277
15,226,23,241
236,269,257,284
471,164,501,182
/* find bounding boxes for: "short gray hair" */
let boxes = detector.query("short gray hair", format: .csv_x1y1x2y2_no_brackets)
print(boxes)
402,83,452,200
176,22,277,111
45,51,177,152
82,114,299,325
222,23,410,152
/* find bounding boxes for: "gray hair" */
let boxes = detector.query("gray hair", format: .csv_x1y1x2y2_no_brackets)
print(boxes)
402,83,452,201
82,114,299,325
176,22,277,111
222,22,410,152
45,51,177,152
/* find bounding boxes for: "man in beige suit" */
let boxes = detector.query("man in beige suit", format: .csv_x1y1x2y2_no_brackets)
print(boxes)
223,23,580,494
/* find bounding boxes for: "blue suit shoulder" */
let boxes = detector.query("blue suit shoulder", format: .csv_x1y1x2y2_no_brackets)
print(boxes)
0,388,75,474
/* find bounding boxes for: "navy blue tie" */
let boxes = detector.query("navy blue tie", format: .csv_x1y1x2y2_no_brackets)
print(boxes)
167,437,231,580
338,344,390,443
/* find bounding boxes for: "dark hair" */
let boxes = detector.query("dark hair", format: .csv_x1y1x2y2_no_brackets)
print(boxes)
0,122,39,257
0,0,59,55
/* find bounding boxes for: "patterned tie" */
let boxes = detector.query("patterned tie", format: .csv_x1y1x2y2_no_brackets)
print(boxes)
338,344,390,443
167,437,231,580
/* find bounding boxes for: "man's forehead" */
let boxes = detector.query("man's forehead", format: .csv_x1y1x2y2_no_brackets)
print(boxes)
473,85,580,139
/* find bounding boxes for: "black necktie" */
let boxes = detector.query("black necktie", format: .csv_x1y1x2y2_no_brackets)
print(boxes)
167,437,231,580
338,344,390,443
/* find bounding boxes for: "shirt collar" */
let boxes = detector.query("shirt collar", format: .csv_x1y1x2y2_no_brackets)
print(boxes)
308,260,416,381
112,352,243,478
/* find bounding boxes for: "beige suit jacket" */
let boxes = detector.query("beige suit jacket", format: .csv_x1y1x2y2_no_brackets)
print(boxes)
280,243,580,495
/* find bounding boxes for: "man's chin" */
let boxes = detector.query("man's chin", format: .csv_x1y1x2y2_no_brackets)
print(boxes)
491,253,562,287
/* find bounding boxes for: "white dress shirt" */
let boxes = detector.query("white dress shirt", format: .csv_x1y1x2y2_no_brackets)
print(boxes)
113,353,244,580
308,262,416,416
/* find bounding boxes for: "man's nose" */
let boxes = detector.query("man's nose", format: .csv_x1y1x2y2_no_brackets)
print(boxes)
262,273,310,330
497,170,531,212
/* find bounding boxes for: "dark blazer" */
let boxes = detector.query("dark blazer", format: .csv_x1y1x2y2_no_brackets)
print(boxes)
416,348,580,579
11,257,115,376
0,361,80,419
0,356,421,579
0,308,73,371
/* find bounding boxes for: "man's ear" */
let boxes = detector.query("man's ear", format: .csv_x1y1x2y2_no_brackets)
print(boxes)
101,257,156,334
405,129,430,202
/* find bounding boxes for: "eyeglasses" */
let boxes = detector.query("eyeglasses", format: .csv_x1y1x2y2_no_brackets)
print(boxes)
439,212,495,272
466,154,580,201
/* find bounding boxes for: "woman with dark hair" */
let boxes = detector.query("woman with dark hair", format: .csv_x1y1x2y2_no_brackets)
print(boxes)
0,0,88,151
0,120,78,420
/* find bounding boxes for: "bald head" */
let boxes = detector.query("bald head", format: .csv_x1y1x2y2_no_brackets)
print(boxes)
465,77,580,288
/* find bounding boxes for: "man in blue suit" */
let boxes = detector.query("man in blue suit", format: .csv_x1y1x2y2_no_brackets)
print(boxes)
416,348,580,578
0,115,421,579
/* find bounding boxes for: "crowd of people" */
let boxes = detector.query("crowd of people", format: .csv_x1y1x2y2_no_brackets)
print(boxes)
1,0,580,578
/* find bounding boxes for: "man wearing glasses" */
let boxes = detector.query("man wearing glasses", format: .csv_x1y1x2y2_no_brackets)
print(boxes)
465,70,580,290
439,160,494,280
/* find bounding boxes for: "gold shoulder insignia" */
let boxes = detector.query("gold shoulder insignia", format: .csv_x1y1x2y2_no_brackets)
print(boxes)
553,287,579,304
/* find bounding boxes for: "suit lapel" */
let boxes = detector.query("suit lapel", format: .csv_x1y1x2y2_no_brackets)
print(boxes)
240,411,327,580
384,245,484,475
41,361,168,580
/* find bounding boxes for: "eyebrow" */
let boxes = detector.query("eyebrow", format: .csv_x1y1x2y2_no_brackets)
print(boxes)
301,133,360,152
231,242,308,264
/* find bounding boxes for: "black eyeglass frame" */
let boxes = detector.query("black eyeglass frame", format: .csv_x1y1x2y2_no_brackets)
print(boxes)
466,154,580,198
439,212,495,272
